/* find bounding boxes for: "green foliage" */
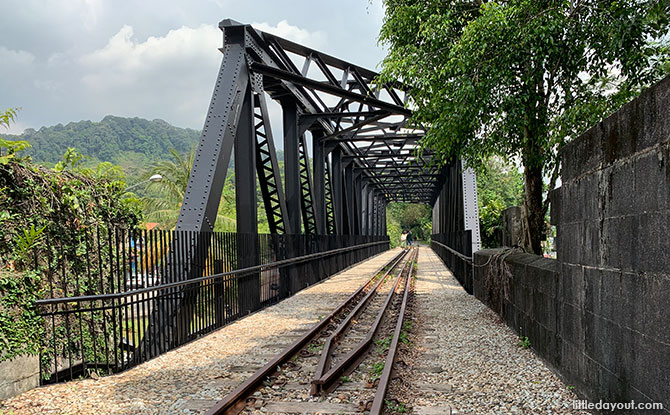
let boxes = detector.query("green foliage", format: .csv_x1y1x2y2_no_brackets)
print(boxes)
0,107,19,128
0,108,30,166
379,0,670,253
13,224,46,266
385,399,408,414
0,143,141,363
370,361,385,380
307,342,324,354
142,147,237,231
477,158,524,248
386,203,431,247
375,335,392,354
0,270,43,361
517,335,531,349
52,147,86,172
4,115,200,166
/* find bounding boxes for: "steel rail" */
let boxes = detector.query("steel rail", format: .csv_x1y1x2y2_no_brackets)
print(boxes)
203,249,406,415
369,248,418,414
310,249,409,394
311,247,415,393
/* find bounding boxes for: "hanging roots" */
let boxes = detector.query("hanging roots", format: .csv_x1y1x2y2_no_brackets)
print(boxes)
482,248,522,317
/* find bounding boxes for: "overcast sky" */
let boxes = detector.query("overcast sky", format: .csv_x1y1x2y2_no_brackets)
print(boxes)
1,0,388,135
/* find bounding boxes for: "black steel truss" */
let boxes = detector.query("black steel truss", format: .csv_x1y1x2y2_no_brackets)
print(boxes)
142,19,473,353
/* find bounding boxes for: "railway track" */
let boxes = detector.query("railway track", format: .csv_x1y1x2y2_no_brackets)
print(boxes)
203,247,418,415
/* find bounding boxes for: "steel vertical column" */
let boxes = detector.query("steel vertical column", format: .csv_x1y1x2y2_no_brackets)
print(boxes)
282,99,301,234
377,194,382,236
354,171,362,235
344,163,355,235
432,195,440,234
371,191,378,236
236,83,260,314
382,198,387,235
367,187,375,235
312,129,326,235
461,161,482,253
361,181,369,236
331,146,344,235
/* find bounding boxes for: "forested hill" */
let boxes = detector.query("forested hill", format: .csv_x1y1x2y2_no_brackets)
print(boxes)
7,115,201,165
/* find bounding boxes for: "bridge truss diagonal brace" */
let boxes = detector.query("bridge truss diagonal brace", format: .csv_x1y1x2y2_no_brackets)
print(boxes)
142,35,252,356
254,89,291,235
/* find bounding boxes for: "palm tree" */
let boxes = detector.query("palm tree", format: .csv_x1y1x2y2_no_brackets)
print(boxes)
142,147,236,231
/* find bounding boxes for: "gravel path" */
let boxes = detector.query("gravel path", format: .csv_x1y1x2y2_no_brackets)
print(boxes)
386,246,590,414
0,249,400,415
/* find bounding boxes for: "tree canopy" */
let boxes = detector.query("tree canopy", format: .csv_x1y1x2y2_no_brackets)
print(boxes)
379,0,669,253
6,115,200,168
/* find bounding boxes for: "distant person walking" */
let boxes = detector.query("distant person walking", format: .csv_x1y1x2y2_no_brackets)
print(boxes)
406,230,413,247
400,230,408,248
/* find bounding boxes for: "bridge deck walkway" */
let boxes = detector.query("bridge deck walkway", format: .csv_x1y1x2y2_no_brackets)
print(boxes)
1,247,589,414
393,246,588,414
0,250,399,415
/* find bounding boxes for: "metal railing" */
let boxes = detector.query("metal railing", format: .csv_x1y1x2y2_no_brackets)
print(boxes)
430,232,473,293
34,227,388,384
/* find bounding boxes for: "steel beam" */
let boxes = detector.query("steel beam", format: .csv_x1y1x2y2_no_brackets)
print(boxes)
235,83,260,314
345,164,355,234
142,28,250,356
282,99,301,234
312,129,326,234
254,91,290,234
331,147,344,234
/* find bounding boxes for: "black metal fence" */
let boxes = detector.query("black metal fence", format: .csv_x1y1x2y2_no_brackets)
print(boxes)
34,227,388,384
430,232,473,293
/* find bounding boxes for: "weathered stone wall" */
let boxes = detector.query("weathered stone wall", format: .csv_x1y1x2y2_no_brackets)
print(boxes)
473,75,670,413
0,355,39,401
550,75,670,410
501,206,522,247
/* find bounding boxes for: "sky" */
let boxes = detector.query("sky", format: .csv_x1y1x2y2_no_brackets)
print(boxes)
1,0,388,135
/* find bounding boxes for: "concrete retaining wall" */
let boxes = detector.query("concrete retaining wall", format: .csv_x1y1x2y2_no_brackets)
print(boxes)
473,75,670,414
0,355,39,401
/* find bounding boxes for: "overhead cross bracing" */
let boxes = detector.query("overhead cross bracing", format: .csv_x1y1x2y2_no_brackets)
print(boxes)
247,22,440,207
174,18,443,238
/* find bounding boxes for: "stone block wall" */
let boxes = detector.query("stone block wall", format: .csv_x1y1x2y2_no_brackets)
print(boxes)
473,75,670,413
0,355,39,401
550,75,670,410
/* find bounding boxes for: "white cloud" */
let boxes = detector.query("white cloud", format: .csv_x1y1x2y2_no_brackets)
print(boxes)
80,24,220,88
0,46,35,67
251,20,327,50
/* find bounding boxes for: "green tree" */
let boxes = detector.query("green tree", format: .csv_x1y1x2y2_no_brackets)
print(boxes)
477,157,524,248
379,0,669,254
0,108,30,164
142,147,236,231
386,202,432,246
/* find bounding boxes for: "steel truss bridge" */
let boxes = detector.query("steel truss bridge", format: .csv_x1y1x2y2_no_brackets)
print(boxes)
141,19,484,351
178,18,481,242
33,18,484,381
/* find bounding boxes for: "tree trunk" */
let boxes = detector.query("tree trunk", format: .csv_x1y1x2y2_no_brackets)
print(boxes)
522,156,545,255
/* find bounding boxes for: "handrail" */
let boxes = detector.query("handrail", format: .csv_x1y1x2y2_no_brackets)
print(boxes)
430,239,472,263
36,239,389,306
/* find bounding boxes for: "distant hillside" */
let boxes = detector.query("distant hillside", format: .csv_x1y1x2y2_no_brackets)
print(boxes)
7,115,201,168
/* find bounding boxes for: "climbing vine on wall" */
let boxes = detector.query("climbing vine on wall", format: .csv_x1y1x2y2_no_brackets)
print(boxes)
0,150,142,362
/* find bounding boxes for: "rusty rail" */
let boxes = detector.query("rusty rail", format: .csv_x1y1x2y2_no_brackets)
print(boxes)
203,249,406,415
311,247,415,394
369,247,418,414
310,249,409,394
